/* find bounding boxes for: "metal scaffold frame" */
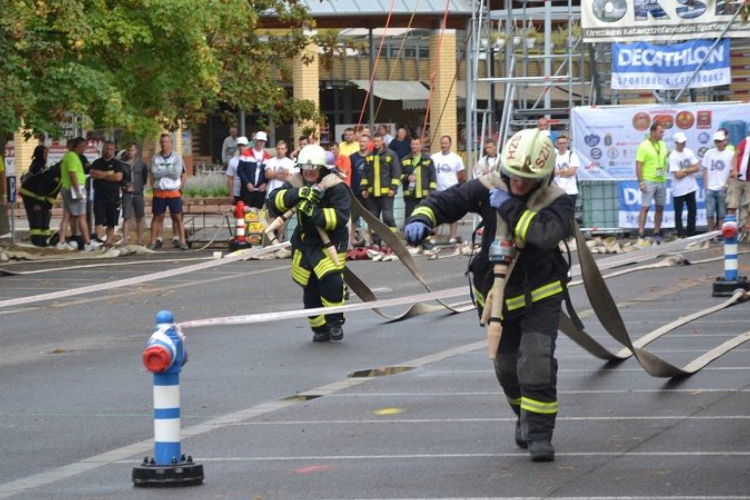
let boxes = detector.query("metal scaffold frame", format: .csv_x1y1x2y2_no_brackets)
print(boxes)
465,0,588,169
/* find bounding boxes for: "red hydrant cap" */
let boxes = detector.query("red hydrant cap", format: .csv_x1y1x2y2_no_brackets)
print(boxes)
142,345,172,373
723,223,738,239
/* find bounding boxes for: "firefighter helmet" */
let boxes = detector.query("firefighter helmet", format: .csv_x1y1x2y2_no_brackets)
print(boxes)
500,128,555,180
297,144,329,170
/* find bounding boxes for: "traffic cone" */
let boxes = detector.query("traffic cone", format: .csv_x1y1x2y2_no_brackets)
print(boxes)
229,201,252,251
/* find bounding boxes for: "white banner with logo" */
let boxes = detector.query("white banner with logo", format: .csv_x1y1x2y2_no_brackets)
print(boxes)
571,102,750,180
612,39,731,90
582,0,749,42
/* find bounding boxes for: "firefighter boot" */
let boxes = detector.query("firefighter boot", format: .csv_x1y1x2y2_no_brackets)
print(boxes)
312,326,330,342
529,439,555,462
328,318,344,341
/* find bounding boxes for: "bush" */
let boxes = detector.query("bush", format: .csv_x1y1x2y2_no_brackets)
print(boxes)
183,171,228,198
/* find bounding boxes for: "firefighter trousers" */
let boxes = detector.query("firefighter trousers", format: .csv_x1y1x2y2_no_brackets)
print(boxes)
303,269,345,332
23,198,52,247
493,297,560,442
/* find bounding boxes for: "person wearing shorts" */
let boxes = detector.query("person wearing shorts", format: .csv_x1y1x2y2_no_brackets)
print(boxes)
121,143,150,245
728,131,750,235
58,137,101,251
148,133,187,250
635,123,668,243
90,141,126,244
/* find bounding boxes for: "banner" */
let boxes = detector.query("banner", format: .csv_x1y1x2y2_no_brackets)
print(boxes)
618,179,707,229
611,39,731,90
582,0,749,42
571,102,750,180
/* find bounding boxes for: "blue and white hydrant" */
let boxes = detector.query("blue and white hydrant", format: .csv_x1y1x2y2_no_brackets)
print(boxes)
712,214,750,296
132,310,203,487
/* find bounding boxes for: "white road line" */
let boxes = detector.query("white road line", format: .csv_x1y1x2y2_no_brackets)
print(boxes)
113,451,750,461
421,367,750,373
325,388,750,397
227,415,750,426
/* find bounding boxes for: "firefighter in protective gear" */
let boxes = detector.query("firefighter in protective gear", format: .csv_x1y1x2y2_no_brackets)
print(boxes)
360,134,401,239
404,128,573,462
268,145,351,342
20,162,63,247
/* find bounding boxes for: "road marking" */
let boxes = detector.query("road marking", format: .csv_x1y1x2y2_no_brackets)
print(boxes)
0,337,479,497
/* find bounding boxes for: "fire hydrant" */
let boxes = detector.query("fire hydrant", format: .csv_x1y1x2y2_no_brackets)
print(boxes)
132,310,203,487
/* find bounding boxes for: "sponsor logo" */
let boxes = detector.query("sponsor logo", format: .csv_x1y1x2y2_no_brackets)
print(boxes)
591,148,603,160
585,134,601,147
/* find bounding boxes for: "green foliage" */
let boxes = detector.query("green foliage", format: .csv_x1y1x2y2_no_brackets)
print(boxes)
0,0,322,139
183,170,228,198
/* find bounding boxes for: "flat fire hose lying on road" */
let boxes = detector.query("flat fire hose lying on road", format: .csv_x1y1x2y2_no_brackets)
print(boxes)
557,225,750,377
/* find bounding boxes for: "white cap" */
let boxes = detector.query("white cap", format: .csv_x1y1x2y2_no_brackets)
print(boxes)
254,131,268,142
236,136,249,146
713,130,727,141
672,132,687,143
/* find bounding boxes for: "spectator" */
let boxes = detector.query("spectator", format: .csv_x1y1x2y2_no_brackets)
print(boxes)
668,132,700,238
387,125,412,160
338,127,359,158
359,126,374,151
264,140,296,242
430,135,466,244
635,123,668,245
121,143,150,246
377,124,394,145
222,126,239,167
703,129,735,236
90,140,126,245
238,131,270,209
330,142,352,187
290,135,309,160
225,136,248,204
349,133,370,246
537,117,551,137
360,133,401,240
401,136,437,226
552,134,580,209
728,129,750,236
148,133,187,250
473,139,500,178
58,137,101,251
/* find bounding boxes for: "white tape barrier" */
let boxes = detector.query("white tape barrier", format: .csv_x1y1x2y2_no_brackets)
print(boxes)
177,286,469,329
0,242,290,309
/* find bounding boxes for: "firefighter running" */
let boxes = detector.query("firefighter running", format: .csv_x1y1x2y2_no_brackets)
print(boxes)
268,145,351,343
404,128,574,462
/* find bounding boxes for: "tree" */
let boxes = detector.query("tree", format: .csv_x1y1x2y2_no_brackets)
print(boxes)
0,0,322,139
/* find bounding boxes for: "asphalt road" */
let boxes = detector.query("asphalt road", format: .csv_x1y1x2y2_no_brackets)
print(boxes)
0,241,749,500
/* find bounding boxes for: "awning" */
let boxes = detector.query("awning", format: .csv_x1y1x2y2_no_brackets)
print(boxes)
350,80,430,102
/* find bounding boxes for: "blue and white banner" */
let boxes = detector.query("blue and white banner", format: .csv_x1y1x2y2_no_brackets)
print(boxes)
618,179,707,229
612,39,730,90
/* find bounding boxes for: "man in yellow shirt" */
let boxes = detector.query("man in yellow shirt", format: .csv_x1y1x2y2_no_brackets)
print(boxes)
338,127,359,158
58,137,101,251
635,123,668,244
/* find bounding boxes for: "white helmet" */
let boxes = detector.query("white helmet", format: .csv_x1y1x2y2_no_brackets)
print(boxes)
297,144,328,171
500,128,555,181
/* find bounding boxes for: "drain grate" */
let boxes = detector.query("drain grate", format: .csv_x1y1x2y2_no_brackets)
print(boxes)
347,366,415,378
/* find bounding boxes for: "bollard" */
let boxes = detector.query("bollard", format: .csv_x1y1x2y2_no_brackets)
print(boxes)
132,310,204,487
712,214,750,296
229,201,251,251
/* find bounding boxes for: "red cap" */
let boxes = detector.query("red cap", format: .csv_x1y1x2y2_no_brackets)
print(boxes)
142,345,172,373
723,224,737,240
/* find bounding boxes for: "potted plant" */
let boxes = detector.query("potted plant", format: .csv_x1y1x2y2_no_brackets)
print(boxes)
521,21,538,49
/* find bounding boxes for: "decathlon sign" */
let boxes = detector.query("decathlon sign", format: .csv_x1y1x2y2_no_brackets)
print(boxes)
583,0,749,42
617,179,707,229
612,39,731,90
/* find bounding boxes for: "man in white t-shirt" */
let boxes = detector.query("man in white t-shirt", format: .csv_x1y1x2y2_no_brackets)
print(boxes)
668,132,700,238
264,140,296,194
225,136,248,203
702,130,736,234
430,135,466,243
553,134,580,208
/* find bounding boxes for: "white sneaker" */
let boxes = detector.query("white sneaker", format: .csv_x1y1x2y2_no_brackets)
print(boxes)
56,241,75,251
84,240,102,251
